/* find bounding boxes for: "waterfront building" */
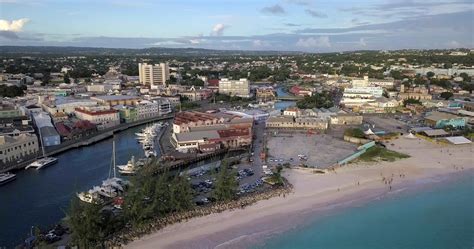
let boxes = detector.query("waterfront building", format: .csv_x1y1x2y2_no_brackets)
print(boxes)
138,63,170,87
256,87,276,102
424,111,467,129
0,133,39,164
0,116,35,136
283,107,301,117
74,106,120,130
173,111,226,134
136,99,171,120
218,78,250,98
289,85,313,97
32,112,60,146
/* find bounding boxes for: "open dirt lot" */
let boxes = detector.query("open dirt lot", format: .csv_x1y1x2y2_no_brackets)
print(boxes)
267,131,358,168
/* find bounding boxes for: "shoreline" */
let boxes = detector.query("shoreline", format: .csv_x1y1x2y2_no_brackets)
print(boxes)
126,137,473,249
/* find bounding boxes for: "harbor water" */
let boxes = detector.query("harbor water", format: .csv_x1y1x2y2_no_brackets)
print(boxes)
253,171,474,249
0,124,155,247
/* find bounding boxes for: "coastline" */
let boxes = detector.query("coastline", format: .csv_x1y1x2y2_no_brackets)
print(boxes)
126,137,473,249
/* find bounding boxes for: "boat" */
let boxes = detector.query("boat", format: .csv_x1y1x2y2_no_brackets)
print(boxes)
25,127,58,170
0,172,16,185
77,139,128,203
117,156,143,175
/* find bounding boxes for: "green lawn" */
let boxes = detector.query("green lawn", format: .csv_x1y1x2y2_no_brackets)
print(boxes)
358,146,410,162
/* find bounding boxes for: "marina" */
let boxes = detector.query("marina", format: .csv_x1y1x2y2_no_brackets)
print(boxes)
0,124,149,247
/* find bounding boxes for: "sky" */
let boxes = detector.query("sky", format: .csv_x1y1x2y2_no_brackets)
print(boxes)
0,0,473,52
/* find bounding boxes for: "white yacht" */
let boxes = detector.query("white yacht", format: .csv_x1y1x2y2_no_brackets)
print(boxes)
0,172,16,185
26,128,58,170
77,139,128,203
118,156,144,175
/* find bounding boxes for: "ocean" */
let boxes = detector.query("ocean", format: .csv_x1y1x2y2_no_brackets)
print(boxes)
253,171,474,249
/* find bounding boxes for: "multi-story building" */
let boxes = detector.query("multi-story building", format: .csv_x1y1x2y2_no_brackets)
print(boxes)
218,78,250,98
40,96,98,114
0,133,39,164
398,85,432,100
136,99,171,120
266,116,328,130
74,106,120,130
138,63,170,87
256,87,276,102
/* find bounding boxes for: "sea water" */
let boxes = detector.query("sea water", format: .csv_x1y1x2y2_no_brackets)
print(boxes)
254,172,474,249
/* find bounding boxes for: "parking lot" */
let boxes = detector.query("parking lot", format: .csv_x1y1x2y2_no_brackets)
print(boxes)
362,115,412,133
267,132,358,168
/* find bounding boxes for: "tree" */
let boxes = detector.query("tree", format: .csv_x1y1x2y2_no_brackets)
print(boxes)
67,197,109,248
403,98,422,106
296,91,334,109
213,159,238,202
459,73,472,82
64,74,71,84
440,91,453,100
426,71,435,78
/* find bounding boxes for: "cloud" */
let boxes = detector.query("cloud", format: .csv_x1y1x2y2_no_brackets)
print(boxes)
261,4,286,15
305,9,327,18
296,36,331,48
285,0,311,6
211,23,227,36
0,18,29,32
358,38,367,47
284,23,301,27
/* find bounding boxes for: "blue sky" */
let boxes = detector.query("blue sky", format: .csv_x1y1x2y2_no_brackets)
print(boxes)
0,0,473,51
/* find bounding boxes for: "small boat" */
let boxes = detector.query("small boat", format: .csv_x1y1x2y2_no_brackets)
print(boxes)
117,156,142,175
0,172,16,185
25,157,58,170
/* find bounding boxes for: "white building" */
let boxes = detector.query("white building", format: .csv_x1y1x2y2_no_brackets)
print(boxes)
136,99,171,120
218,78,250,98
74,106,120,130
138,63,170,88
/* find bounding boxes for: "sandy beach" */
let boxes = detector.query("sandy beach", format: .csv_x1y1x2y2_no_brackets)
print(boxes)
126,137,474,249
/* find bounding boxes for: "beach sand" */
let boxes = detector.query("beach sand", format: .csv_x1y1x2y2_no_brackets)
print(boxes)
126,137,474,249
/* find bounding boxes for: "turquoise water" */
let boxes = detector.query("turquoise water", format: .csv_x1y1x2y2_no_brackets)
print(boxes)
254,172,474,249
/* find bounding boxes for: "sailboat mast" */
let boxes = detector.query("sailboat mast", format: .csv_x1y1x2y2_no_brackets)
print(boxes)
113,139,116,178
38,126,46,157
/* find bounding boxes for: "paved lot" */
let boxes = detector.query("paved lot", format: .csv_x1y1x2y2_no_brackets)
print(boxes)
362,115,409,133
267,131,358,168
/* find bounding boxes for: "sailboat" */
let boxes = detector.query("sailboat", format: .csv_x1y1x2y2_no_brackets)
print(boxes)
77,139,129,203
25,127,58,170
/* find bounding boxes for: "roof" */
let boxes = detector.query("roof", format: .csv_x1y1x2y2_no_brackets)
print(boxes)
422,129,448,137
92,95,140,101
75,108,118,116
425,112,462,122
444,136,472,145
40,126,59,138
217,128,249,138
267,116,294,123
410,127,433,133
174,130,220,142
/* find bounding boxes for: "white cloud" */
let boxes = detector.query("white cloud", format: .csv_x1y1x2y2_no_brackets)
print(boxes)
296,36,331,48
0,18,29,32
447,40,460,48
359,38,367,47
211,23,227,36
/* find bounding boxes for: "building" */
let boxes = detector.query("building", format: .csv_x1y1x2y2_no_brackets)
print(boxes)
256,87,276,102
173,111,226,134
289,86,312,97
398,85,432,100
283,107,301,117
341,79,384,108
75,106,120,130
136,99,171,120
91,95,141,106
32,112,60,147
424,111,467,129
40,96,98,114
0,103,22,118
218,78,250,98
266,116,328,130
138,63,170,87
330,114,364,125
0,133,39,164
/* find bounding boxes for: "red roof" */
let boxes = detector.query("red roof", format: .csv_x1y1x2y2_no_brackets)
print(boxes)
208,79,219,87
217,128,249,138
55,122,71,136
